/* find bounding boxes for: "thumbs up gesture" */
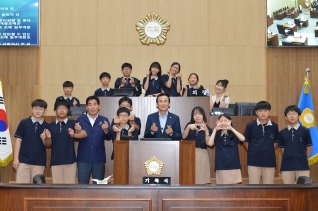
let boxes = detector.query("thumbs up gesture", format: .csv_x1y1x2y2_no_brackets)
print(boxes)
73,99,78,107
165,125,173,135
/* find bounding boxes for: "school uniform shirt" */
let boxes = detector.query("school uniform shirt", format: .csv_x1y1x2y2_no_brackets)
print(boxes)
182,85,206,97
143,76,163,96
47,118,77,166
94,87,112,97
183,122,212,149
114,77,142,96
161,74,182,96
214,132,242,170
76,114,112,163
14,117,48,166
110,122,139,160
244,119,279,167
279,124,312,171
56,95,80,107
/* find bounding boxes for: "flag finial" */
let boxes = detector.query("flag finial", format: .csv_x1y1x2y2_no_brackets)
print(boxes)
304,68,311,94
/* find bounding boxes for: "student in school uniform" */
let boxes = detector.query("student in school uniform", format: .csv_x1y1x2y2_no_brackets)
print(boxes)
182,73,206,97
243,101,279,184
13,99,48,183
41,99,87,184
279,105,312,184
207,114,245,184
161,62,182,96
56,81,81,107
182,106,212,184
143,61,164,97
111,107,139,159
114,63,142,96
94,72,112,97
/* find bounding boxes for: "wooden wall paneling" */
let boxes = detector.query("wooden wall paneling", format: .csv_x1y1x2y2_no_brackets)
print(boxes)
40,0,98,46
0,47,40,183
40,46,98,115
208,0,266,47
97,0,155,46
152,0,209,46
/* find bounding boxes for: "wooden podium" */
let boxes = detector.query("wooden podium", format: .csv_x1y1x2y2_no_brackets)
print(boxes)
114,140,195,185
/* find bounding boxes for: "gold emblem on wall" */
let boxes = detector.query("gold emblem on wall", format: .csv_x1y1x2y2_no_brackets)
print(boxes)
144,156,164,175
136,11,170,45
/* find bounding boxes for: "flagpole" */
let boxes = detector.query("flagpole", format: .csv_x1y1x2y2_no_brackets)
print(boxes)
306,68,310,80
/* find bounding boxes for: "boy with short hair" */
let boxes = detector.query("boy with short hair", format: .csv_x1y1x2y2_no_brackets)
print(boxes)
94,72,112,97
111,107,138,159
243,101,279,184
56,81,81,107
114,63,142,96
40,99,87,184
13,99,48,183
279,105,312,184
113,96,141,135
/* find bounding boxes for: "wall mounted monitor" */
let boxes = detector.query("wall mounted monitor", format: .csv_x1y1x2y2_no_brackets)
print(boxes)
267,0,318,47
0,0,40,46
235,102,256,116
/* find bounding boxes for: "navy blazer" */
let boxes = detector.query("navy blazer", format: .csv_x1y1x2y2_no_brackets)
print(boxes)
77,114,112,163
144,112,182,140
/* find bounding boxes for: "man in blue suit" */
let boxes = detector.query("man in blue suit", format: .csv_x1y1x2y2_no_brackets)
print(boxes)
144,93,182,140
76,96,112,184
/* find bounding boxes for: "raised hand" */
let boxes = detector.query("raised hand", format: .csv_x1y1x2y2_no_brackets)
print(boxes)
146,72,150,77
151,123,158,132
44,129,51,139
121,77,126,86
128,114,135,121
165,125,173,135
112,125,120,133
113,116,120,125
183,84,188,90
73,99,78,107
102,121,109,130
176,73,182,79
75,122,82,131
129,78,135,87
40,130,46,140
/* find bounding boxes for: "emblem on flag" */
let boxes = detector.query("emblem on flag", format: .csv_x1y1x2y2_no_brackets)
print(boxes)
298,69,318,166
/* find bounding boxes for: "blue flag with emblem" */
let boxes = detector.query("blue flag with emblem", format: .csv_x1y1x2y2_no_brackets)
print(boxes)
298,74,318,166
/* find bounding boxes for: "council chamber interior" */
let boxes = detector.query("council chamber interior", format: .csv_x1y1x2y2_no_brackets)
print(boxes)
1,0,318,210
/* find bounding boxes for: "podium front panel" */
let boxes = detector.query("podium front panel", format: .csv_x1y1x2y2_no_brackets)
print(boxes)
129,141,180,185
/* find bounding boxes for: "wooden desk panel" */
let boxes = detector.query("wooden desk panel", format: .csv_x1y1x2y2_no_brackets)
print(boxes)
283,23,297,32
267,17,273,27
1,184,318,211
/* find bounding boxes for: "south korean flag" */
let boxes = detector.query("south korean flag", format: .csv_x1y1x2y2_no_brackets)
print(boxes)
0,80,13,167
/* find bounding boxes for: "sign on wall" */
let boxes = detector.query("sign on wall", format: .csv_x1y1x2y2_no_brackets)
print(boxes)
0,0,39,46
